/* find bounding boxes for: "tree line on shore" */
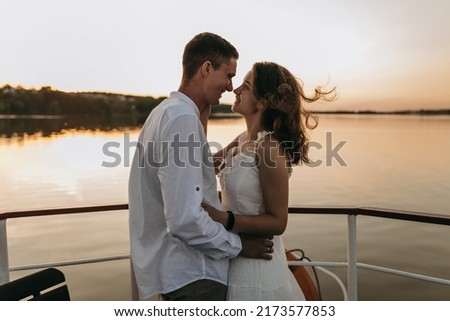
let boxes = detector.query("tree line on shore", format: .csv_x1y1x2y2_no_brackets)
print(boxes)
0,85,165,117
0,85,239,138
0,85,235,117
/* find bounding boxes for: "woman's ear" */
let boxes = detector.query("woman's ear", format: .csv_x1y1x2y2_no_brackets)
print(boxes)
256,100,266,111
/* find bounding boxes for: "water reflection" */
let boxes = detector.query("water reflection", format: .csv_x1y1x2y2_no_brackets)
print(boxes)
0,114,146,139
2,115,450,300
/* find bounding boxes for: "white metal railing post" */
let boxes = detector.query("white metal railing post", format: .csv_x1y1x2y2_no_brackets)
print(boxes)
347,214,358,300
0,219,10,285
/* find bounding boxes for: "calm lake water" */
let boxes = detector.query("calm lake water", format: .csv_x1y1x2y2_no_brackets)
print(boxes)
1,114,449,300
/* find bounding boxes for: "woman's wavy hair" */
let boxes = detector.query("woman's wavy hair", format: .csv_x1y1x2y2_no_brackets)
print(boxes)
252,62,336,165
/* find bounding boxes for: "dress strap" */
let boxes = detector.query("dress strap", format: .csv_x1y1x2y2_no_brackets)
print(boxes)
255,131,274,145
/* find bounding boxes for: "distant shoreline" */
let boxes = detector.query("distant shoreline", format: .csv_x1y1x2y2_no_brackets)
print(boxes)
313,109,450,115
211,107,450,116
1,109,450,119
209,112,242,119
211,108,450,116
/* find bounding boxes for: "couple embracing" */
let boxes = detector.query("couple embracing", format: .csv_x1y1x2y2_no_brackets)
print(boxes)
128,32,333,301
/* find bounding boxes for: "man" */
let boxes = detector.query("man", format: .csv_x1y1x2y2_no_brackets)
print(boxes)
129,32,273,301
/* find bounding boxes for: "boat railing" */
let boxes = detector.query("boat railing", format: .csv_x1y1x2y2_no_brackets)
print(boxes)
1,205,449,300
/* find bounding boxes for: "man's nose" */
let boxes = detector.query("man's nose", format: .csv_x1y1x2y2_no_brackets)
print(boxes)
226,80,233,92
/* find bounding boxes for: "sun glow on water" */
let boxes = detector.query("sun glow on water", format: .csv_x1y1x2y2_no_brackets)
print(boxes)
0,130,138,211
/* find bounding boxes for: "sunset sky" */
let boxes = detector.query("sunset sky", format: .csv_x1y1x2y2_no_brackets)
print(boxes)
1,0,449,111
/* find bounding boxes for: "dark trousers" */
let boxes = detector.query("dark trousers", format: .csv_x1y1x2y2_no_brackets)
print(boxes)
162,279,227,301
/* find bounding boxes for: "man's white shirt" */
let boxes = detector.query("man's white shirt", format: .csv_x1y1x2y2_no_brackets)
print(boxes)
128,91,242,299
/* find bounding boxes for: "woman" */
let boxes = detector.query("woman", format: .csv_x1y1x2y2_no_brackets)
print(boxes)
202,61,335,300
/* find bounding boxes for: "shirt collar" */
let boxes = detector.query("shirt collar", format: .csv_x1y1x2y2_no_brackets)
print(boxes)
169,91,200,117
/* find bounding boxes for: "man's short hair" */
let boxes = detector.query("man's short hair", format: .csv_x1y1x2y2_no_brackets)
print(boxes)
182,32,239,80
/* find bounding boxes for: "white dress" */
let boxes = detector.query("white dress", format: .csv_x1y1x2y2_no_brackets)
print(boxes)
218,131,305,301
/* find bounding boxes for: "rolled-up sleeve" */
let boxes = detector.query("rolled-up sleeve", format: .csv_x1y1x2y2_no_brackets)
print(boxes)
156,114,241,259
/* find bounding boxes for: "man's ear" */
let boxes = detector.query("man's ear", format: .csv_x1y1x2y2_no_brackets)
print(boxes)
201,61,212,77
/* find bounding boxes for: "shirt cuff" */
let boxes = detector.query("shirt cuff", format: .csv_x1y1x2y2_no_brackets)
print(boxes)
228,232,242,259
